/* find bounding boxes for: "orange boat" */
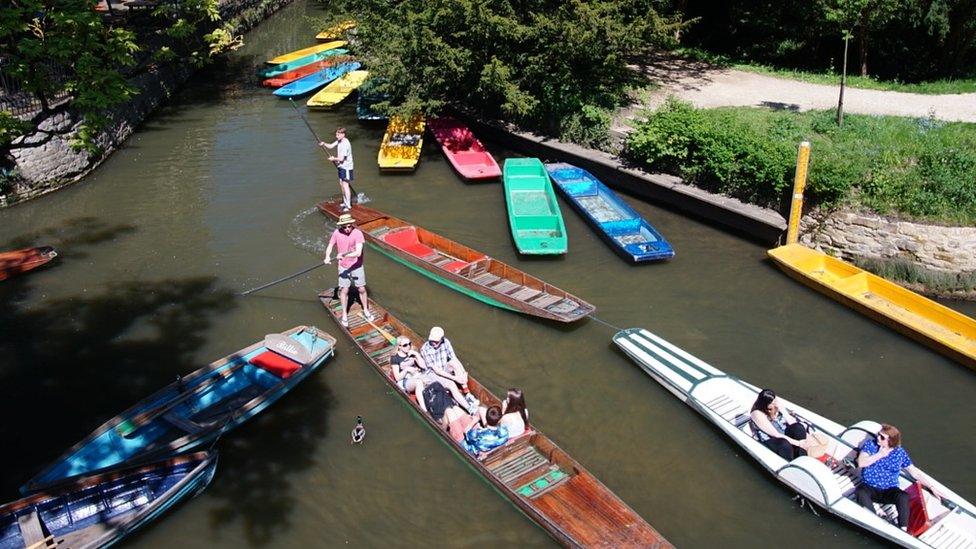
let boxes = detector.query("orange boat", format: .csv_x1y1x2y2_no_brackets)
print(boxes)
261,55,355,88
0,246,58,281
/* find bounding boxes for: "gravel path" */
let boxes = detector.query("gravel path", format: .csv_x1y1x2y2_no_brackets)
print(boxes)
614,55,976,134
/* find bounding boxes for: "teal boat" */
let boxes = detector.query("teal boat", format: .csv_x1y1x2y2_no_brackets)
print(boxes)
258,49,349,79
502,158,568,255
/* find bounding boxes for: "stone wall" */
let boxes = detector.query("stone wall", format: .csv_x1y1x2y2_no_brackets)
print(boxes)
800,209,976,274
1,0,292,207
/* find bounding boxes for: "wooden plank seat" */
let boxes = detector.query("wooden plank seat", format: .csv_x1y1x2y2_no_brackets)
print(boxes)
516,467,570,499
526,293,561,309
472,272,501,286
510,287,542,302
490,280,521,294
17,511,49,548
547,299,581,314
369,226,392,238
492,448,549,484
703,394,744,421
163,412,205,434
919,510,976,549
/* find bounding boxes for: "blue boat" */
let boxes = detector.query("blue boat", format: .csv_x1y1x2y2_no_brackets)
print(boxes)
545,163,674,262
2,452,216,548
258,48,350,78
23,326,336,493
273,62,362,98
356,79,388,121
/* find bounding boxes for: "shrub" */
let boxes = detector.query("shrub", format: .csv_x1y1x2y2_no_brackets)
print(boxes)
559,105,612,151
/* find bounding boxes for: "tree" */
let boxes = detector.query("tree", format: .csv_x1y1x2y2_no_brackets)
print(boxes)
821,0,905,76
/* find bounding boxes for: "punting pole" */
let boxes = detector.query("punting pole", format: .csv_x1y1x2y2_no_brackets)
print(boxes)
786,141,811,245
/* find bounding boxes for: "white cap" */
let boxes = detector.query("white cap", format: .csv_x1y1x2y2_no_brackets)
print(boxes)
428,326,444,341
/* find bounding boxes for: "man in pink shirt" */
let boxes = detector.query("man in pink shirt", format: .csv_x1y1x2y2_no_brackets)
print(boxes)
325,213,371,327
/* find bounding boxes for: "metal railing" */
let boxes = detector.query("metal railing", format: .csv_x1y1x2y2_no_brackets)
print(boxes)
0,59,73,118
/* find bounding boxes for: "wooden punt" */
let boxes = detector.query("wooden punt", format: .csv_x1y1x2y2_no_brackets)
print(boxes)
427,116,501,181
0,246,58,282
23,326,336,493
257,48,349,79
1,452,217,548
315,20,355,41
265,40,346,65
768,244,976,371
273,62,361,98
317,199,594,322
614,327,976,548
378,115,425,171
545,163,673,263
319,293,671,548
306,70,369,108
503,158,568,255
261,55,356,88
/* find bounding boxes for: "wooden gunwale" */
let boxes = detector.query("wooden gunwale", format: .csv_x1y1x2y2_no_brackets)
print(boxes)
318,293,670,548
23,326,335,493
768,244,976,371
317,200,593,322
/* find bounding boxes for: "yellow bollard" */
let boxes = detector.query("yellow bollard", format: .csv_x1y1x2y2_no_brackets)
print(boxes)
786,141,811,245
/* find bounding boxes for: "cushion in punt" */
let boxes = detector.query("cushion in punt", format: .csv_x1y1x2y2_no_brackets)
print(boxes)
382,228,436,258
905,482,931,537
441,260,469,273
250,350,302,378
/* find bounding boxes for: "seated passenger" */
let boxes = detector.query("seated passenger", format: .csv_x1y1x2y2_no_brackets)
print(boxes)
463,405,509,456
500,388,529,438
855,423,943,532
750,389,809,461
420,326,478,409
391,336,426,403
441,404,480,443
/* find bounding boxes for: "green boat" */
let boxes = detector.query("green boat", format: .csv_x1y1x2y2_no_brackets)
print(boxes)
502,158,568,255
258,49,350,79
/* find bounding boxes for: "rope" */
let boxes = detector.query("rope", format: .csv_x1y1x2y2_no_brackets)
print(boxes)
587,313,625,333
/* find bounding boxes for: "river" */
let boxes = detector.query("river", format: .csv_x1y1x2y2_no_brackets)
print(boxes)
1,1,974,547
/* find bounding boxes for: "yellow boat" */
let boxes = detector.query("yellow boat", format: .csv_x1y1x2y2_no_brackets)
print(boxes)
306,70,369,109
768,243,976,371
316,20,356,41
266,40,347,65
377,115,425,171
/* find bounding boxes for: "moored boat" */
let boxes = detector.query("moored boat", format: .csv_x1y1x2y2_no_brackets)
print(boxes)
317,199,594,322
613,327,976,548
273,62,361,98
503,158,568,255
258,48,349,79
377,115,425,171
23,326,336,493
261,55,356,88
0,247,58,282
356,80,387,121
265,40,346,65
545,163,674,262
306,70,369,108
2,452,217,549
320,294,671,548
316,20,355,41
427,116,501,181
768,244,976,371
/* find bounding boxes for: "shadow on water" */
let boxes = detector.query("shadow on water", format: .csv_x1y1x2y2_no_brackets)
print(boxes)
1,217,137,260
0,274,235,496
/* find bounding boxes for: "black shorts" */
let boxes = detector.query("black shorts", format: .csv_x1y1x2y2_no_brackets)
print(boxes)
338,168,354,182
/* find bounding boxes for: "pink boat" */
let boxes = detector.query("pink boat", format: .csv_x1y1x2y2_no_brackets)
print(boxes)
427,116,502,181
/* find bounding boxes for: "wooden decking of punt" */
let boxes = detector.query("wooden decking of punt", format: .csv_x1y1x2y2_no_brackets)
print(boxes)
316,199,595,323
319,292,668,548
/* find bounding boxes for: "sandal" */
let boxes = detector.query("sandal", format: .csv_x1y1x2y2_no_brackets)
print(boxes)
341,317,349,328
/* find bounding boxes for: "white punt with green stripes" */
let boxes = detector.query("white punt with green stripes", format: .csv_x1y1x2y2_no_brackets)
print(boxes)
613,327,976,549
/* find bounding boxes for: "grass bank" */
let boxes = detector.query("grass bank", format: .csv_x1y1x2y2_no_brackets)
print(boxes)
673,48,976,95
624,99,976,224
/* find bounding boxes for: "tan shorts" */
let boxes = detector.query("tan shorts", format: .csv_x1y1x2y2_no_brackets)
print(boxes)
338,265,366,288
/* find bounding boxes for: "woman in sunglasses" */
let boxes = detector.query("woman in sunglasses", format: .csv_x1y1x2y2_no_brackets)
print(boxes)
390,336,476,415
749,389,810,460
855,424,943,531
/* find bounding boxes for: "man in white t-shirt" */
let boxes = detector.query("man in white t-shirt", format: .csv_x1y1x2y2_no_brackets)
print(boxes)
319,127,355,211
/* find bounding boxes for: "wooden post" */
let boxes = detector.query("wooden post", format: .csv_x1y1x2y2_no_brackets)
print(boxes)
786,141,811,245
837,33,850,126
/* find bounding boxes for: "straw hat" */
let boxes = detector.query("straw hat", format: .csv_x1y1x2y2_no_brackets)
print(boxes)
336,214,356,226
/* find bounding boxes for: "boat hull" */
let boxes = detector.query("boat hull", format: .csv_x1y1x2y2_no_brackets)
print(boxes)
378,115,425,171
427,116,501,181
306,70,369,108
317,199,594,322
261,55,355,87
266,40,346,65
273,62,361,98
320,295,671,548
258,48,349,79
768,244,976,371
0,247,58,282
503,158,568,255
23,326,335,493
613,327,976,548
545,163,674,262
316,20,355,41
1,452,217,549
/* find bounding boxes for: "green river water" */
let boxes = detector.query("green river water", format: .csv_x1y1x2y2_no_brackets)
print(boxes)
1,2,974,547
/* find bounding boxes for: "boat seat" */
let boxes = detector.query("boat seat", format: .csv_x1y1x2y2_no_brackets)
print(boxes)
163,412,205,434
526,294,562,309
490,280,521,294
382,227,437,259
472,273,501,286
17,511,50,548
510,287,542,302
919,508,976,548
441,260,469,273
703,394,746,422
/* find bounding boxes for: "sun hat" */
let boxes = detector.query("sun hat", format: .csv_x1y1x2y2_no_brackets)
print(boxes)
336,213,356,226
428,326,444,341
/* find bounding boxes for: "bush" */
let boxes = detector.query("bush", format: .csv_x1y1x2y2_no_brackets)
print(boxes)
625,100,976,224
559,105,612,151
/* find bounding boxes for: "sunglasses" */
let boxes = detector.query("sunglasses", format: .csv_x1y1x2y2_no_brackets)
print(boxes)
399,342,410,348
428,339,442,346
877,433,888,441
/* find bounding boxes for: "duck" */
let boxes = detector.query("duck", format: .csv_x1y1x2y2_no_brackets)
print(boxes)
351,416,366,444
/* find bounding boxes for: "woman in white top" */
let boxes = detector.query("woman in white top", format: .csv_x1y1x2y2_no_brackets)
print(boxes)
499,388,528,437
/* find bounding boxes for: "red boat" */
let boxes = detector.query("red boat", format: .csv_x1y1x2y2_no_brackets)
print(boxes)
261,55,355,88
428,116,502,181
0,246,58,281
